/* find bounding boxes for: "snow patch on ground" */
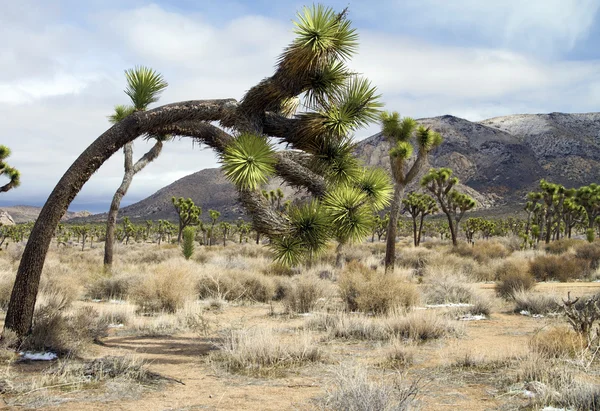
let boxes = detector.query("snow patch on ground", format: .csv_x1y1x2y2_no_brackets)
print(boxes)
519,310,545,318
424,303,474,309
19,352,58,361
459,314,486,321
108,323,125,328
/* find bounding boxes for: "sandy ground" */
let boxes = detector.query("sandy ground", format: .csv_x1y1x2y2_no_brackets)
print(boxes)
3,282,600,411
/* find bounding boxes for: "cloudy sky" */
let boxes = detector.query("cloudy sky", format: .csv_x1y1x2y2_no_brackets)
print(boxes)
1,0,600,212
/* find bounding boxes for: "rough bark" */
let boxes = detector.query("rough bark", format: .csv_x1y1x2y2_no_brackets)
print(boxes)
4,99,235,338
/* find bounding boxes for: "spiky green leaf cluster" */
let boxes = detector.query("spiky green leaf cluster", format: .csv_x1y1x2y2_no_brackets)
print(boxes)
310,136,361,184
285,4,358,73
221,133,276,190
390,141,414,160
287,200,330,255
355,168,392,211
270,236,306,267
416,126,442,152
124,66,168,111
322,185,373,243
380,112,416,143
108,105,136,124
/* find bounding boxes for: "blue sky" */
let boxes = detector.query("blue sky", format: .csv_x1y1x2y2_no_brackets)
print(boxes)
1,0,600,213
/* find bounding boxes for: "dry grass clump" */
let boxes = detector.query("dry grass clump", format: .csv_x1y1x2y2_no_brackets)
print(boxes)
130,260,196,313
383,340,415,369
529,327,586,359
544,238,581,255
495,259,535,298
575,242,600,270
423,275,476,305
386,311,462,342
529,254,590,282
320,364,419,411
85,272,131,300
262,262,296,276
395,247,432,271
282,275,327,314
512,290,560,315
339,261,419,314
209,328,322,376
23,304,108,356
130,304,211,337
306,312,389,341
0,270,15,310
424,251,486,281
196,270,275,303
453,241,510,263
515,354,600,410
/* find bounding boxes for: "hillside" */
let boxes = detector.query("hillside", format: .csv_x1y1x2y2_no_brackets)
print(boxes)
56,112,600,223
0,206,91,224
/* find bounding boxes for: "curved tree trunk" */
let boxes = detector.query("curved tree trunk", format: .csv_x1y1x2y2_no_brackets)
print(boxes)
104,141,163,268
4,99,235,338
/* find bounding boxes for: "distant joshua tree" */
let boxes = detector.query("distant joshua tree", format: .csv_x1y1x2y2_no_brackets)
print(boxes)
421,168,476,246
0,145,20,194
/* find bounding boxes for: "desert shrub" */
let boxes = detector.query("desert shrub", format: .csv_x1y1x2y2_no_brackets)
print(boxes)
383,340,415,368
197,272,245,301
575,242,600,270
196,271,274,303
530,327,586,358
306,312,389,341
131,262,195,313
339,262,419,314
321,364,419,411
262,263,295,276
282,275,326,314
23,305,108,356
395,247,432,271
85,273,131,300
386,311,461,342
210,328,321,376
452,297,492,318
0,271,15,310
424,275,475,305
544,238,580,255
512,290,559,315
529,255,590,282
495,260,535,298
452,241,509,263
237,272,275,303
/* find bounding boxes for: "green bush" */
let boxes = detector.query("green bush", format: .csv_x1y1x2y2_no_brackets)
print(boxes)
181,227,195,260
529,255,590,282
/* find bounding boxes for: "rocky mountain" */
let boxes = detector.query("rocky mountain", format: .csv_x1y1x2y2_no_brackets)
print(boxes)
0,206,91,224
72,112,600,223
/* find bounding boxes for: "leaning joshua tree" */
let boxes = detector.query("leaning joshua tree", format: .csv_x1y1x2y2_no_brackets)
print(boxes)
104,67,169,268
421,168,476,246
4,5,391,338
0,145,20,194
380,112,442,273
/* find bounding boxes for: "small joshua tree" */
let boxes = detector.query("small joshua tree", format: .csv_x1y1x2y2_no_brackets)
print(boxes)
181,226,195,260
172,197,201,243
208,209,221,246
380,112,442,273
0,145,20,194
421,168,476,246
104,67,169,268
402,192,437,247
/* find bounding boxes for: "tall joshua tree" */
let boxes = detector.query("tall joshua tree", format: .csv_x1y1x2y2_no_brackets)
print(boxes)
5,5,390,338
380,112,442,273
104,67,169,268
576,183,600,241
421,168,476,246
0,145,20,194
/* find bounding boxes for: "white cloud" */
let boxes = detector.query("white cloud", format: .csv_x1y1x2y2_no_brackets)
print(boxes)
394,0,600,54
